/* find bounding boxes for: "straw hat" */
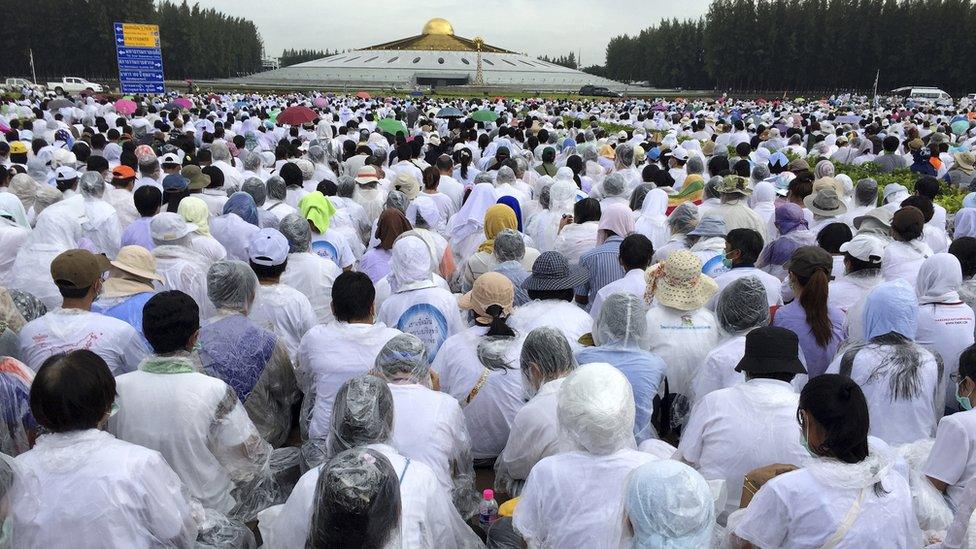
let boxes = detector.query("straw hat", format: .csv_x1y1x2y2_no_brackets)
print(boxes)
110,246,164,282
645,250,718,311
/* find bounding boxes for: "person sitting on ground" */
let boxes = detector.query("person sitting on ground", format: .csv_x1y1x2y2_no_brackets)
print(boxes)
108,290,285,521
625,460,715,547
589,233,654,321
12,349,197,547
707,228,782,310
199,260,298,447
91,245,163,345
509,251,593,352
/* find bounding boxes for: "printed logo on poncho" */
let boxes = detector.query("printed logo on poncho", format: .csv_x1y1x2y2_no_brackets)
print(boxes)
701,254,729,279
396,303,448,362
311,239,339,264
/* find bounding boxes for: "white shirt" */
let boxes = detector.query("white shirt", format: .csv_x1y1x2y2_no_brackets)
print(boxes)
249,283,316,362
644,305,720,397
826,344,942,445
210,213,259,262
108,368,264,514
828,271,883,315
431,326,526,459
925,408,976,508
589,268,647,321
734,458,922,548
435,174,464,210
376,287,466,363
679,379,808,516
280,252,342,325
19,308,149,375
13,429,197,549
187,233,227,263
388,383,473,499
509,299,593,354
513,450,656,549
152,245,214,321
310,230,354,269
495,377,567,495
199,189,228,218
553,221,599,263
707,267,783,310
297,321,401,439
258,442,479,549
881,240,932,287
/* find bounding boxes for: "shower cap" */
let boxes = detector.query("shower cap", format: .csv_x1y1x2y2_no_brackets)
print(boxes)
79,171,105,198
493,228,525,262
667,202,699,234
278,213,311,253
207,260,257,311
603,173,627,197
242,177,267,207
328,374,394,456
714,276,770,335
373,333,430,386
592,292,648,348
557,362,635,455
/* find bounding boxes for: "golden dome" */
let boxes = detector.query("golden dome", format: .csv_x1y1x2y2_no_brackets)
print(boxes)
422,18,454,36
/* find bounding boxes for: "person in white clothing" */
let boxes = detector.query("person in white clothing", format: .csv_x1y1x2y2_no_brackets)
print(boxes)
108,291,284,522
296,271,401,441
12,350,198,548
508,251,593,353
245,228,316,361
177,196,228,263
553,198,601,265
513,363,655,548
258,374,482,548
18,249,149,375
644,250,720,405
590,233,653,321
370,333,479,518
732,374,923,548
828,233,885,316
826,280,943,446
277,213,342,325
494,327,577,496
706,228,782,310
624,460,716,548
434,272,525,461
882,205,932,287
77,171,123,258
680,326,809,519
651,202,699,264
634,188,671,250
150,213,214,321
926,347,976,510
376,236,465,363
691,276,774,403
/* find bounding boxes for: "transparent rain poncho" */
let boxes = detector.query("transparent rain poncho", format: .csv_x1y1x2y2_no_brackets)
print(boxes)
278,212,311,253
625,460,715,549
603,173,627,198
519,326,577,398
714,276,771,336
78,170,105,198
327,374,394,457
374,333,433,387
496,166,517,186
0,357,33,457
306,448,402,549
207,260,257,312
493,228,525,262
668,202,699,234
242,177,267,207
266,176,287,202
592,292,649,349
557,362,636,455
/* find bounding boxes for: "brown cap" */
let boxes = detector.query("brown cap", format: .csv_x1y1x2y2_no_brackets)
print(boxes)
50,249,111,290
458,272,514,323
784,246,833,279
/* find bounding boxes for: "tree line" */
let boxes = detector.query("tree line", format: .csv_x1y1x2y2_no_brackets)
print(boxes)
600,0,976,94
537,53,578,70
0,0,263,81
280,49,341,67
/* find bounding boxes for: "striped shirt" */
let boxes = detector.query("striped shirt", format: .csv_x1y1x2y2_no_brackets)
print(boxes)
576,235,625,309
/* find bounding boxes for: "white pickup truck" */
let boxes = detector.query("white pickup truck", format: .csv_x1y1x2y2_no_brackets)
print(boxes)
46,77,104,94
2,78,45,93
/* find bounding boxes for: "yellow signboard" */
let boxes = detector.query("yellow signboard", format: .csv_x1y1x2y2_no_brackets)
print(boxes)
122,23,159,48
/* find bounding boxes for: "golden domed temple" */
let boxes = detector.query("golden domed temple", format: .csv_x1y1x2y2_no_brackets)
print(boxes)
233,18,625,91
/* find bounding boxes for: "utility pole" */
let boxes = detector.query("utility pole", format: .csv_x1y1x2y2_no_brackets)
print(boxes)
29,49,37,85
474,37,484,86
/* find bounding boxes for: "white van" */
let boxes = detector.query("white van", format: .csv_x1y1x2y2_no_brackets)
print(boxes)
890,86,952,104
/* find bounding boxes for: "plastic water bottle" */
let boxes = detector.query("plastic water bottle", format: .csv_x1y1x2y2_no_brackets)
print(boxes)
478,489,499,530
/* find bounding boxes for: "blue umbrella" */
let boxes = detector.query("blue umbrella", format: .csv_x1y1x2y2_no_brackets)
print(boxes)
409,91,425,97
436,106,463,118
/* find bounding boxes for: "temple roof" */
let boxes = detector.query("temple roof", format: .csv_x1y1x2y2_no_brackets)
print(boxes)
364,18,514,54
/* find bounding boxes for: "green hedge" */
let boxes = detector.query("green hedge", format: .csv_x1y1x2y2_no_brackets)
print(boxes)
830,162,966,213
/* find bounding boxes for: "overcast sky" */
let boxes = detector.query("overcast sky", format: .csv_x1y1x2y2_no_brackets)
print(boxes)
193,0,711,67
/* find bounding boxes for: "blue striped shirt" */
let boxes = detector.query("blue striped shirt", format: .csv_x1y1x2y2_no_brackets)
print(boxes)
576,235,625,309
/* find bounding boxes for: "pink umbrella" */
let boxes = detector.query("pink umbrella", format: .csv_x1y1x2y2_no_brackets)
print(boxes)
114,98,137,115
173,97,193,109
313,96,328,108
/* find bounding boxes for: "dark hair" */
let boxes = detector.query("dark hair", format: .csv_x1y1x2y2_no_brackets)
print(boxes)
901,195,934,223
306,448,401,549
960,345,976,382
57,283,93,300
481,303,516,338
249,259,287,280
86,155,109,173
332,272,375,322
422,166,440,191
619,234,654,271
56,176,78,193
732,159,751,177
280,162,303,187
844,253,881,273
202,165,224,189
317,180,338,196
31,350,115,432
791,265,834,348
799,374,869,464
914,176,940,200
526,288,575,303
573,198,601,224
788,176,814,201
454,148,473,179
143,291,200,354
950,237,976,279
883,135,900,152
435,155,453,172
134,185,163,217
726,228,763,265
816,223,853,254
163,188,190,214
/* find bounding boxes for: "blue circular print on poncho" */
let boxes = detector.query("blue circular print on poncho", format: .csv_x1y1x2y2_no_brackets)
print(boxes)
396,303,449,362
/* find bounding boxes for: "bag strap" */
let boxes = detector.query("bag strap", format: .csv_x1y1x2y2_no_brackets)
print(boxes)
821,486,868,549
398,457,411,485
464,368,491,406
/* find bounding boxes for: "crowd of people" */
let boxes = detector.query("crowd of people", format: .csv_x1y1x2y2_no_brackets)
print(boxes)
0,88,976,548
